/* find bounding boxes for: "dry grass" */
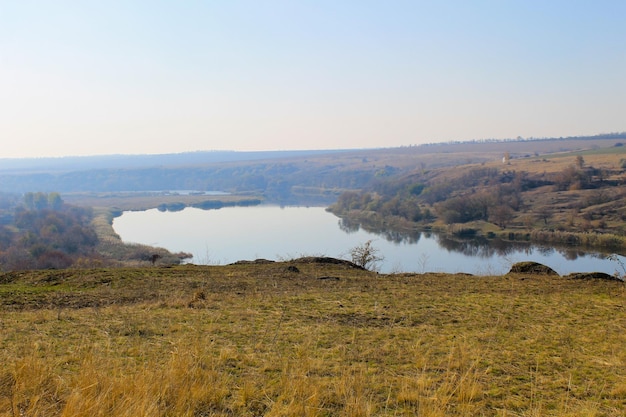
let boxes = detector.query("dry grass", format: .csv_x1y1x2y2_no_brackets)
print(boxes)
86,207,191,267
1,263,626,416
497,148,626,174
63,193,258,212
440,147,626,180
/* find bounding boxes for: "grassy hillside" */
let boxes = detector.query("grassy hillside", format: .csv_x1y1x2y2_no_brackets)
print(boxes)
330,144,626,252
1,262,625,416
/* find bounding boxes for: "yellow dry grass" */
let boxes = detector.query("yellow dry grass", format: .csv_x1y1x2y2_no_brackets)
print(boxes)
1,263,625,416
500,150,626,174
63,193,257,212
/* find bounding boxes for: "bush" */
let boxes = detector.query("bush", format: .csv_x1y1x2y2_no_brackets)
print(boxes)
349,240,384,271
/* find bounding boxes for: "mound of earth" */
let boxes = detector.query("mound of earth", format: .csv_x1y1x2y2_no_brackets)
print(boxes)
508,261,559,276
230,257,364,270
565,272,623,281
292,257,365,269
230,259,275,265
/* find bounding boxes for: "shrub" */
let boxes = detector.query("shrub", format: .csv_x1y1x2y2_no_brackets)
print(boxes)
349,240,384,271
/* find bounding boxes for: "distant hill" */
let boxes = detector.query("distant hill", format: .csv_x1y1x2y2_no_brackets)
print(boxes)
0,149,352,174
0,133,624,202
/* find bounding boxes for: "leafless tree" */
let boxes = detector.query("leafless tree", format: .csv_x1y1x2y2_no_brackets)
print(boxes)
350,240,384,271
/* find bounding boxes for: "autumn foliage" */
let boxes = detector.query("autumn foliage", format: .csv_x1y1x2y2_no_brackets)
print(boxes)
0,192,99,270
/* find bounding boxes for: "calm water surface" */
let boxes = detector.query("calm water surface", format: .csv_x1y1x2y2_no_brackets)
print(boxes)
113,205,624,275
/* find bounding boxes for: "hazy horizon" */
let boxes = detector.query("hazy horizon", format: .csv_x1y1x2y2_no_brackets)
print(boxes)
2,131,625,161
2,1,625,158
0,146,355,160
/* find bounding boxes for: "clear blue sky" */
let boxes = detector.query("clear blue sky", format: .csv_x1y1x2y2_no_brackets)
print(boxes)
1,1,625,158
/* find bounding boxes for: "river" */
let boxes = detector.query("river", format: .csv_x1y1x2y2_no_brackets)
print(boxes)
112,205,625,276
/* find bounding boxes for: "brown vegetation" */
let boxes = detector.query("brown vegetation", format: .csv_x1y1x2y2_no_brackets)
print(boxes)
330,145,626,252
0,193,191,271
0,263,625,416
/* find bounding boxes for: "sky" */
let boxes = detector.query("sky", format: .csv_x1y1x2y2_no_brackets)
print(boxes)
1,1,625,158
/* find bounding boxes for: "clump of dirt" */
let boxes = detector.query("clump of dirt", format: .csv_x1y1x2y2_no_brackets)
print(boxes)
565,272,623,281
508,261,559,276
292,257,364,269
230,259,275,265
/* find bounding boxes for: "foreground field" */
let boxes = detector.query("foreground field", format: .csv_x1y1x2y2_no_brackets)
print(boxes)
1,262,625,416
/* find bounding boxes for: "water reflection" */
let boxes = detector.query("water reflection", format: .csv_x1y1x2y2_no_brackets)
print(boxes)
437,235,517,258
338,218,422,244
343,216,613,265
338,218,360,234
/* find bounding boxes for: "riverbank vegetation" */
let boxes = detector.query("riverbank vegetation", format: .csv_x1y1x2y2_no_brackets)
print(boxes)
1,262,625,416
0,192,195,271
0,192,100,270
329,143,626,252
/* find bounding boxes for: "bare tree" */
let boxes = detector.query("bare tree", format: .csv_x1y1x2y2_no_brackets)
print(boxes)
536,207,552,225
576,155,585,169
350,240,384,271
488,205,514,229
